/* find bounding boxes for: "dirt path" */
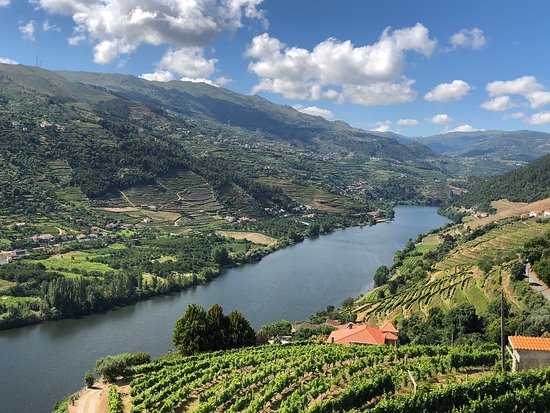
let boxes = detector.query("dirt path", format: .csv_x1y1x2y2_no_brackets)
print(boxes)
69,384,108,413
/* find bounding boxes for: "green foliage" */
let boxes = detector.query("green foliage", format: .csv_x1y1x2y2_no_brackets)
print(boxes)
108,386,124,413
126,343,501,413
374,266,390,287
460,153,550,211
259,320,292,338
173,304,210,356
173,304,255,355
84,371,95,388
94,352,150,383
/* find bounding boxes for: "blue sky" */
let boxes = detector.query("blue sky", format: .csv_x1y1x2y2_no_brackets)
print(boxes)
2,0,550,136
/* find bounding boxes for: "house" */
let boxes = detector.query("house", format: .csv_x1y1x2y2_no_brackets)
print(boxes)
12,249,26,257
327,321,399,346
543,211,550,217
529,211,538,217
508,336,550,371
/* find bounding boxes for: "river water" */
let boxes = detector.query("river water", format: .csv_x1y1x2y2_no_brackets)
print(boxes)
0,206,448,413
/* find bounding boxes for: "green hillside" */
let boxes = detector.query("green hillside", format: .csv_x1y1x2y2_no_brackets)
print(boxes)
460,154,550,211
0,63,455,228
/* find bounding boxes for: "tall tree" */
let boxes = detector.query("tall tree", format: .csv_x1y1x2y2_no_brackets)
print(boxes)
173,304,209,355
227,310,256,348
207,304,229,350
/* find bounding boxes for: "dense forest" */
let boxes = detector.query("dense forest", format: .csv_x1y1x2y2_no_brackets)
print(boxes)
460,154,550,212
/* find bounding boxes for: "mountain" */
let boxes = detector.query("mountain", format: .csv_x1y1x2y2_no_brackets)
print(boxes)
57,69,437,161
0,63,452,228
460,153,550,211
415,130,550,162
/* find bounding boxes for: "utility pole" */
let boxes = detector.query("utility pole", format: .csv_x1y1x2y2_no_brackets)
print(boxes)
501,280,506,372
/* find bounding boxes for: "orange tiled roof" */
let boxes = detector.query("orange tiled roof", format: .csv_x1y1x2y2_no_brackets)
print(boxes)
383,332,398,341
509,336,550,352
379,320,398,334
327,324,388,346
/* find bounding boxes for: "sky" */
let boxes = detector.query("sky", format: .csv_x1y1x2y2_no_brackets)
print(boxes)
2,0,550,136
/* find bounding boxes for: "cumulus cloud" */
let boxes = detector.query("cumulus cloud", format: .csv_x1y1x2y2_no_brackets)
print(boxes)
32,0,266,64
293,104,334,120
372,120,392,132
525,91,550,109
526,112,550,124
19,20,36,41
449,28,486,50
484,75,550,110
215,76,232,86
397,118,419,126
0,57,18,64
486,76,543,97
246,23,436,105
429,114,453,124
139,70,175,82
449,124,482,132
158,47,217,78
0,0,10,6
480,95,516,111
424,80,471,102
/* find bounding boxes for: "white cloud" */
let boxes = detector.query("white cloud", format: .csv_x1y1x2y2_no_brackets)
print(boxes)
339,80,417,106
0,0,10,6
139,70,175,82
19,20,35,41
429,114,453,124
424,80,471,102
503,112,525,120
0,57,18,64
372,120,392,132
449,124,482,132
293,104,334,120
158,47,217,78
246,23,436,105
526,91,550,109
33,0,266,63
397,118,419,126
486,75,543,97
215,76,232,86
526,112,550,124
480,95,516,111
43,19,60,32
449,28,486,50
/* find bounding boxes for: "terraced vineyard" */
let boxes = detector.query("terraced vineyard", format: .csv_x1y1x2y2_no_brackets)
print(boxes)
122,343,505,413
355,218,549,324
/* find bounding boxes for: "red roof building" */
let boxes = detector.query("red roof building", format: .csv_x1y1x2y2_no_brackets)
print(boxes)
508,336,550,371
327,321,398,346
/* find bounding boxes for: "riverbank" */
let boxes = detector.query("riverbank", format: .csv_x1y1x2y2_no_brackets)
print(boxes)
0,212,374,330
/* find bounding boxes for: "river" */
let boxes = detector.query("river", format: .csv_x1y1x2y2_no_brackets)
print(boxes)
0,205,449,413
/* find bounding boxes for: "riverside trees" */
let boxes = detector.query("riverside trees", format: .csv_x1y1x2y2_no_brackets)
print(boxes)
173,304,255,355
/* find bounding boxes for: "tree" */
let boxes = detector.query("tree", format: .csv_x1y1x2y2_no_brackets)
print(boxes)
207,304,229,350
84,371,95,388
374,266,390,287
259,320,292,338
212,247,231,266
173,304,209,355
227,310,256,348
